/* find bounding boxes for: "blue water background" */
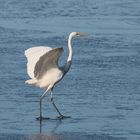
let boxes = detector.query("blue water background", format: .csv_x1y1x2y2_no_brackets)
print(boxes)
0,0,140,139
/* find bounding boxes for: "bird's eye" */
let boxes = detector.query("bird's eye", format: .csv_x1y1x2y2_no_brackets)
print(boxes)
76,33,79,36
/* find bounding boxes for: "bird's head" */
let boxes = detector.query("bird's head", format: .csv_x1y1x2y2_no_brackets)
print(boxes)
70,32,87,38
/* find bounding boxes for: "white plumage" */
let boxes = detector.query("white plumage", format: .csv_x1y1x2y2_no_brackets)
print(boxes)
24,32,86,120
25,46,52,79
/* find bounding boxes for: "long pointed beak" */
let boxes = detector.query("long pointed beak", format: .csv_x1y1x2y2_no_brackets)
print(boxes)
77,32,88,37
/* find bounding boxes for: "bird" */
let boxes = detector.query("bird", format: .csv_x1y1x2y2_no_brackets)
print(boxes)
25,32,86,120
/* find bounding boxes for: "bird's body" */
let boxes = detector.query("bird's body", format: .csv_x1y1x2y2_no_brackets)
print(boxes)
25,68,63,88
25,32,86,120
25,47,63,89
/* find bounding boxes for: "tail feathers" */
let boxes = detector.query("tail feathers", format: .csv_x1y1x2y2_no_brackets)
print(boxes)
25,79,37,85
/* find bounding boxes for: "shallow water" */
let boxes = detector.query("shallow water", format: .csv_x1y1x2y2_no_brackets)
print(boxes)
0,0,140,139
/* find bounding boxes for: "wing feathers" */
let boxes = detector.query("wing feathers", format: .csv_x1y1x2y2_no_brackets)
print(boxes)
25,46,52,79
34,48,63,79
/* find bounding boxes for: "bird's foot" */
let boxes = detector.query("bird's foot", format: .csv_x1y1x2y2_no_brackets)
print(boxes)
57,115,71,120
36,115,71,121
36,116,50,121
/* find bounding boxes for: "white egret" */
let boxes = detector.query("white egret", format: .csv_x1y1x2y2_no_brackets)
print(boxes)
25,32,86,120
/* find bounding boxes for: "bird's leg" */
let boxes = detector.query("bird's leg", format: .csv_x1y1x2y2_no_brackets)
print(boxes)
36,89,50,121
50,90,64,119
39,97,43,120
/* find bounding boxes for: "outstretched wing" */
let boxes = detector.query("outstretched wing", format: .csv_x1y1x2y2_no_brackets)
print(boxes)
34,48,64,79
25,46,52,79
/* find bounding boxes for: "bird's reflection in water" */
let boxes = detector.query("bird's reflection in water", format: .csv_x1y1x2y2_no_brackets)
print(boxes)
39,119,62,134
31,133,60,140
31,120,62,140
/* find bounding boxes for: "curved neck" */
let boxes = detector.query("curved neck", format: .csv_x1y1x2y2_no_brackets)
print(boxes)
67,34,73,62
63,34,73,74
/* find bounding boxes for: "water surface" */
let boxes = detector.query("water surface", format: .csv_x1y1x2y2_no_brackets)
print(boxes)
0,0,140,139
